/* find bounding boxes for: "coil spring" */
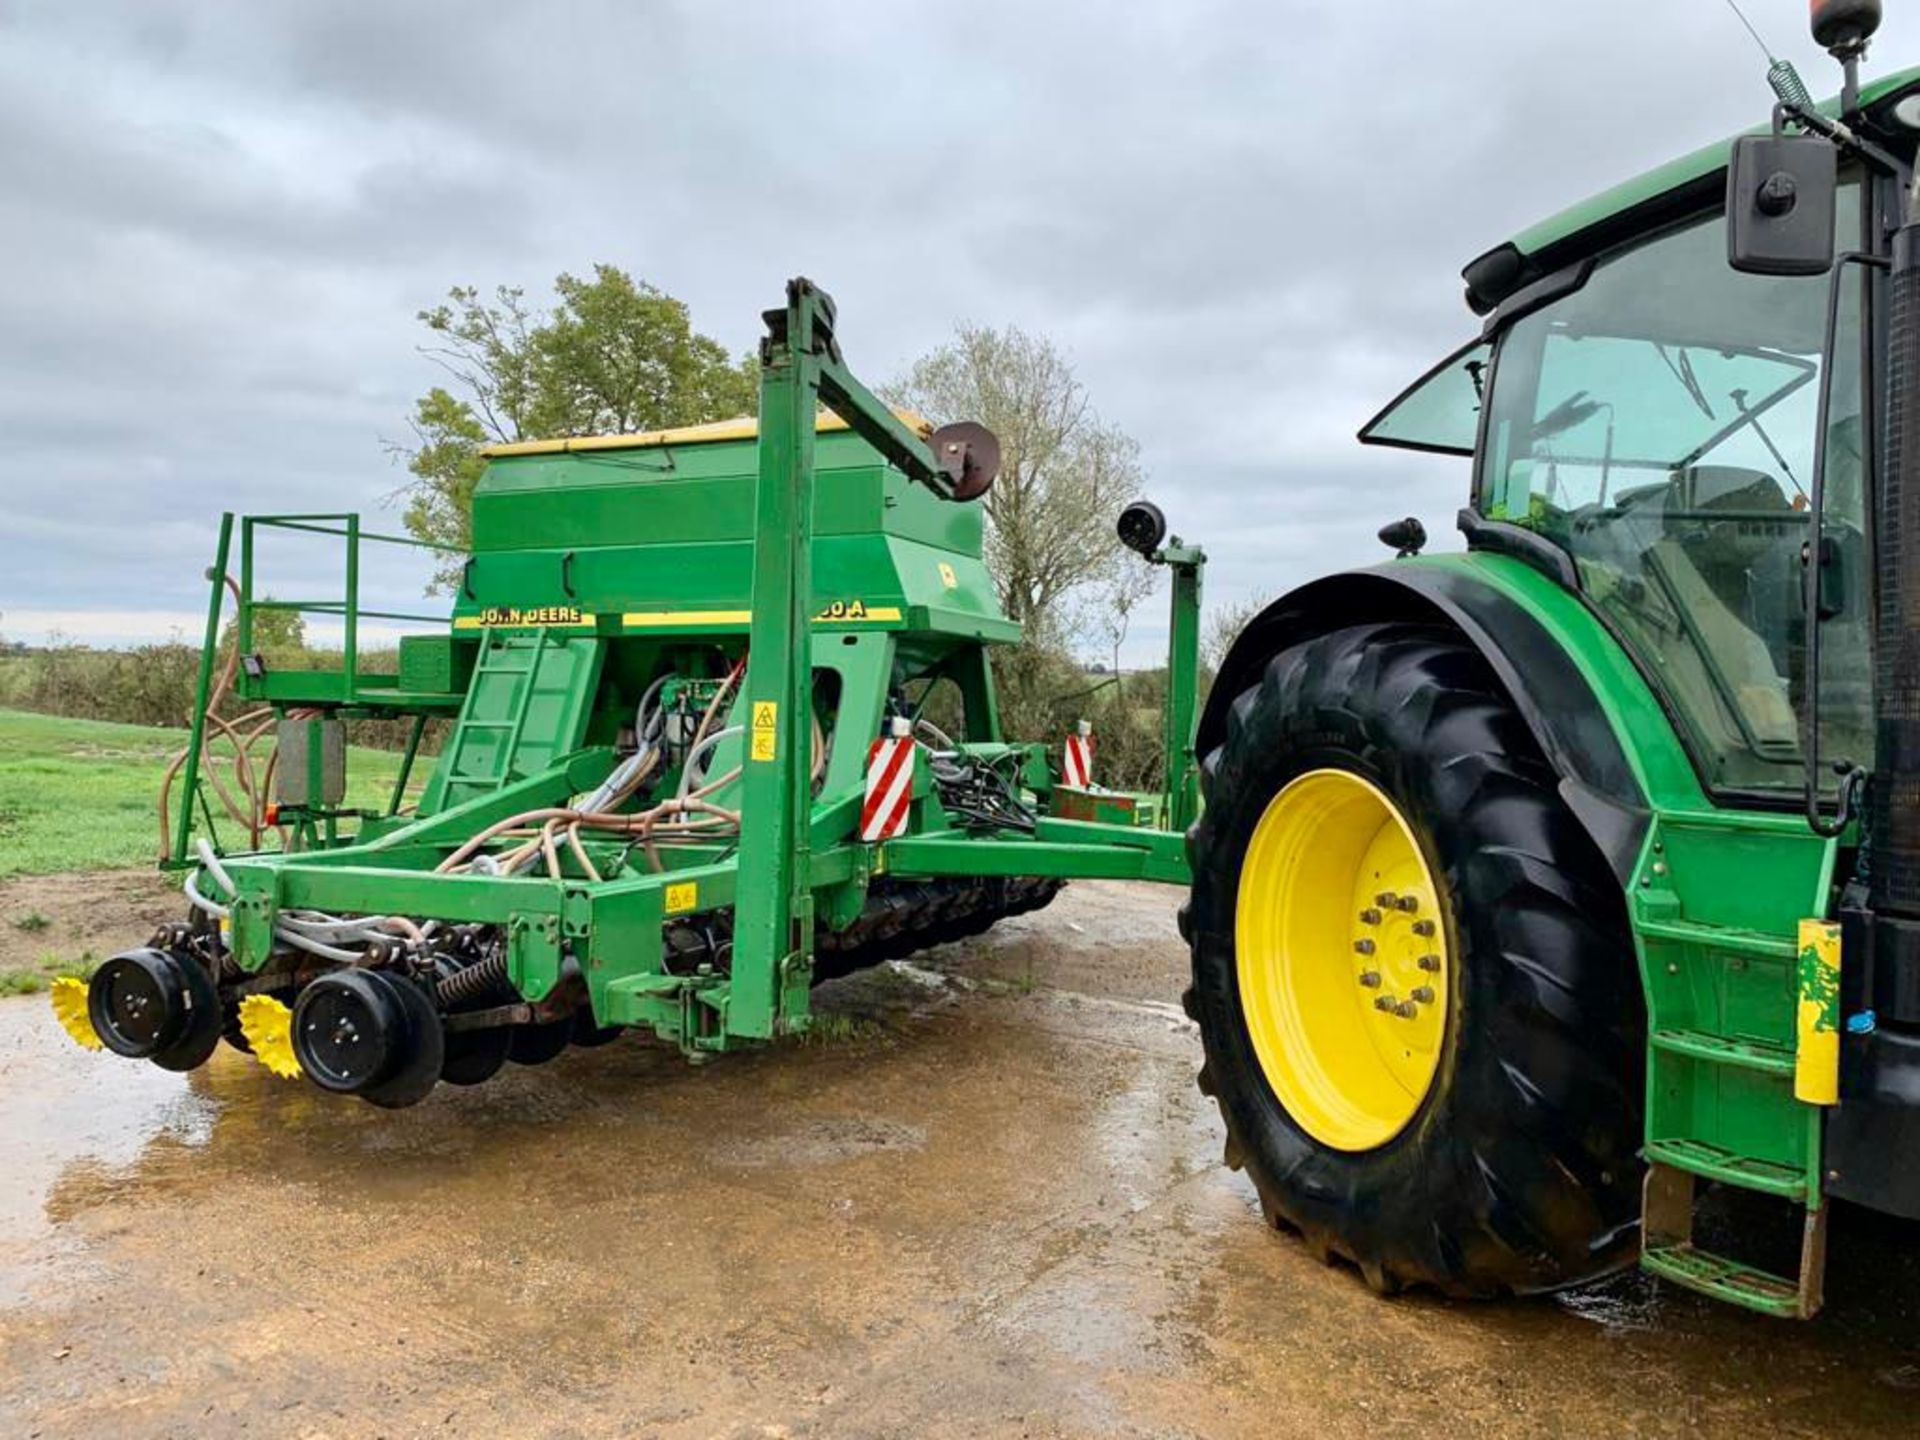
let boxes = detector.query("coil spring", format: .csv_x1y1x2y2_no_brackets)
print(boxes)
436,950,509,1006
1768,59,1814,113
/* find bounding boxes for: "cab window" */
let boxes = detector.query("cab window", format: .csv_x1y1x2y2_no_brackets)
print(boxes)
1478,181,1867,795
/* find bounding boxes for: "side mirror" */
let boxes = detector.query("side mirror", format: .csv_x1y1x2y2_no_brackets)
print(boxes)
1727,134,1837,277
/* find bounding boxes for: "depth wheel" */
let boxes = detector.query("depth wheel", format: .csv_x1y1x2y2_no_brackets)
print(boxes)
88,948,223,1072
1185,622,1642,1296
440,1025,512,1086
507,1015,572,1066
569,1009,624,1048
292,970,444,1108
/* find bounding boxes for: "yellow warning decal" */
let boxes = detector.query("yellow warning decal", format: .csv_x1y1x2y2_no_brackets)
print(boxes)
938,562,958,589
454,606,594,630
1796,919,1842,1106
664,881,698,914
751,701,778,762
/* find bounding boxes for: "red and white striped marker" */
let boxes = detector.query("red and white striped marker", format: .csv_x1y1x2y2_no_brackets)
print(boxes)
861,717,916,842
1062,720,1094,789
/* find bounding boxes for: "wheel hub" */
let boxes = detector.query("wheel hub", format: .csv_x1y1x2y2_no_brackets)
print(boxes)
294,973,404,1091
89,949,188,1058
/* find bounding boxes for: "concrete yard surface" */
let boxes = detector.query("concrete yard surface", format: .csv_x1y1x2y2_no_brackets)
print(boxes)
1,878,1917,1439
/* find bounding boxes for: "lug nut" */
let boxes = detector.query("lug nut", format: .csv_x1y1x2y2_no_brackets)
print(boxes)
1412,919,1436,937
1358,970,1382,988
1358,908,1382,926
1375,891,1398,908
1410,986,1435,1005
1374,995,1397,1012
1394,894,1419,913
1394,1001,1419,1019
1352,938,1376,956
1417,954,1442,973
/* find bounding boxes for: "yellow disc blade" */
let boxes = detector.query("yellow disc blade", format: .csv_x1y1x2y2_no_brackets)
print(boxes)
238,994,301,1080
49,976,103,1052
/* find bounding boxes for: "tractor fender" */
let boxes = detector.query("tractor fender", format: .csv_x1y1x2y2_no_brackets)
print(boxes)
1199,565,1650,885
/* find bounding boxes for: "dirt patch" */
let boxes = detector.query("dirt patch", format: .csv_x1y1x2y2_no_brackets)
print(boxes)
0,869,179,979
3,880,1919,1439
712,1116,928,1168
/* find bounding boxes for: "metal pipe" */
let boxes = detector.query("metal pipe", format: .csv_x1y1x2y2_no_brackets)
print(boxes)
389,713,428,817
175,515,234,867
344,513,360,702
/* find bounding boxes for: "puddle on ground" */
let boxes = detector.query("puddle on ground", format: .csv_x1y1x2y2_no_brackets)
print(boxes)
0,882,1916,1439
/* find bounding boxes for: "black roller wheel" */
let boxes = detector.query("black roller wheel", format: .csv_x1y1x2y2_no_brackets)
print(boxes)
362,977,444,1109
507,1014,573,1066
1184,622,1642,1296
439,1024,511,1086
88,947,223,1072
569,1008,624,1048
292,969,443,1108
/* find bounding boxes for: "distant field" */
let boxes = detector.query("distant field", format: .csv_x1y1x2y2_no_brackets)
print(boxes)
0,709,417,877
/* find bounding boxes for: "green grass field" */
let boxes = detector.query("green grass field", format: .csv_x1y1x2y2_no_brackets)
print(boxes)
0,708,417,877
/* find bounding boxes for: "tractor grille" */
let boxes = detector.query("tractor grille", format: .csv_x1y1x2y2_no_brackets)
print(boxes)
1873,237,1920,916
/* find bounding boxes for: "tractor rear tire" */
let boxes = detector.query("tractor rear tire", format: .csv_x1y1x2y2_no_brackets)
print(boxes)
1184,622,1643,1296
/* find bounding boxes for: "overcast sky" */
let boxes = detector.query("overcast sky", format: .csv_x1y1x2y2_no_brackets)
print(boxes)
3,0,1915,660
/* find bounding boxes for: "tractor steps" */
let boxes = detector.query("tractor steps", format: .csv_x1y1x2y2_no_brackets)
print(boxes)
1640,1240,1808,1320
1648,1028,1796,1076
1642,1160,1827,1320
1637,918,1797,959
1643,1137,1807,1199
1629,813,1837,1317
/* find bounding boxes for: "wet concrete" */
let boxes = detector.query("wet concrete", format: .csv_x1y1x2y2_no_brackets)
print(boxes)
1,879,1917,1439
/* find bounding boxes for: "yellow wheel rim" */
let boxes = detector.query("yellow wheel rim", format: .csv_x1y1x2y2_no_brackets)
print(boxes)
1235,768,1450,1151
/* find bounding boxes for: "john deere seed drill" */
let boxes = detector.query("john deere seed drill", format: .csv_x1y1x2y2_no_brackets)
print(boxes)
54,279,1204,1108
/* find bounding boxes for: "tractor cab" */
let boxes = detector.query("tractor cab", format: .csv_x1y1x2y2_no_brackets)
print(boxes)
1363,71,1920,802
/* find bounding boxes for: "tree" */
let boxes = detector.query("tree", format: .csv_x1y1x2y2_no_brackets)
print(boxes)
1201,589,1274,696
887,324,1150,644
220,600,307,661
394,265,757,583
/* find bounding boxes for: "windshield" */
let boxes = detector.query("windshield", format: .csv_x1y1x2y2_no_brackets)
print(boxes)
1479,185,1869,795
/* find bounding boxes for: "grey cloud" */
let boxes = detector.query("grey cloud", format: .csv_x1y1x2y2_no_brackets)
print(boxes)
0,0,1907,651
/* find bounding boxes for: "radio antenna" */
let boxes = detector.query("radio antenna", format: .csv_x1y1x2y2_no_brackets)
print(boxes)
1721,0,1776,62
1719,0,1816,112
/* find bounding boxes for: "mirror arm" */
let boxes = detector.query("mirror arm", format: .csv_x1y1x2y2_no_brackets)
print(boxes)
1778,100,1912,187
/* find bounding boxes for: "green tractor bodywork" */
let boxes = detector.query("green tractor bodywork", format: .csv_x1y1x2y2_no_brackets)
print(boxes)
1196,60,1920,1317
128,281,1201,1087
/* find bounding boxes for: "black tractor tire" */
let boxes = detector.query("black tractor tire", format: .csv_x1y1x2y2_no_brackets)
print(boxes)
1184,622,1643,1296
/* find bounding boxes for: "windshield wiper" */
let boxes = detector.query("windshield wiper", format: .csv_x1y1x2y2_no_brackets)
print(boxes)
1656,343,1717,421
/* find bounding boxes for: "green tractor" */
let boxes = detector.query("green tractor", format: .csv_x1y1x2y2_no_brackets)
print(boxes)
1185,0,1917,1317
